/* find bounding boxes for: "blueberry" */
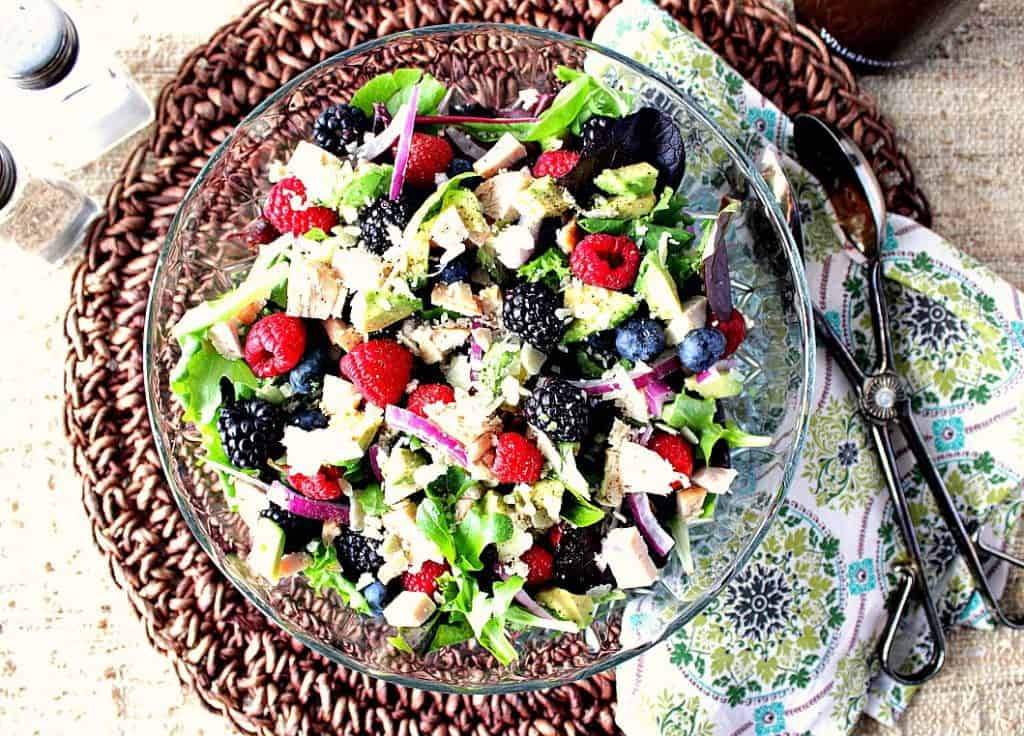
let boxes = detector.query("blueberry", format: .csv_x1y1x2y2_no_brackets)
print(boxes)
363,581,388,616
289,408,329,431
447,157,482,189
437,254,472,284
289,345,326,394
614,318,666,362
678,327,727,373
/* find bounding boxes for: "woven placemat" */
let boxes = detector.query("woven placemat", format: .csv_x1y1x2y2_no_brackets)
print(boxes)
62,1,932,734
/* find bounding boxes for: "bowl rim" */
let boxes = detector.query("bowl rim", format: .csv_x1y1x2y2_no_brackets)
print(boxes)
144,21,816,694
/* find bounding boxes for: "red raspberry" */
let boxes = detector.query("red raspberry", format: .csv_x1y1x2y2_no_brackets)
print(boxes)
398,133,453,188
339,339,413,407
711,308,747,357
647,431,695,476
407,383,455,417
243,313,307,378
547,525,564,550
532,150,580,178
492,432,544,484
570,234,641,291
401,560,449,595
287,468,343,501
264,176,339,235
519,545,554,584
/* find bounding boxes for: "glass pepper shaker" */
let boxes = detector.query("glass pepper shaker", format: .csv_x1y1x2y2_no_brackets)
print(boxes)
0,140,99,264
0,0,153,172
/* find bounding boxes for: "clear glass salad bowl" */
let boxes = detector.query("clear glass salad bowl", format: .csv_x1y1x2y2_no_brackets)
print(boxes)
145,23,814,693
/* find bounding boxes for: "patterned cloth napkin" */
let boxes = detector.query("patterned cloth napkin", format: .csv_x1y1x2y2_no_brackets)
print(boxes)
592,2,1024,734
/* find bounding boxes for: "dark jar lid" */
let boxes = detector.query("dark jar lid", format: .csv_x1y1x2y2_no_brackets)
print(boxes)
2,2,80,91
0,141,16,212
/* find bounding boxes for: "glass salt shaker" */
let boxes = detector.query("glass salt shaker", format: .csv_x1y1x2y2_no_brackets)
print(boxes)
0,0,153,172
0,140,99,264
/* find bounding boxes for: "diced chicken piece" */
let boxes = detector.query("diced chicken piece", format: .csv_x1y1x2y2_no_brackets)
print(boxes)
235,300,263,326
383,501,446,566
282,425,363,475
665,296,709,346
619,442,689,495
609,364,649,423
431,282,481,317
332,248,385,290
320,375,362,417
602,527,659,589
454,482,484,523
424,391,503,447
429,205,470,253
399,322,471,364
207,321,244,360
377,533,410,583
474,170,532,222
287,140,345,200
596,419,633,507
692,467,738,495
384,591,437,628
287,258,346,319
477,285,502,324
676,486,708,521
323,318,364,352
556,218,581,255
472,133,528,178
490,224,536,269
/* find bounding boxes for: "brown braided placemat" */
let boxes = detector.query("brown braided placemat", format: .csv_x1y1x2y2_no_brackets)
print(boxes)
63,1,931,734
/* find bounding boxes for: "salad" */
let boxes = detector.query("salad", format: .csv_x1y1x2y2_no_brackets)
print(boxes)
169,66,769,664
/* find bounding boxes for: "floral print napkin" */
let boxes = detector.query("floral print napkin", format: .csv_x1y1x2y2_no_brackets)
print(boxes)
593,2,1024,734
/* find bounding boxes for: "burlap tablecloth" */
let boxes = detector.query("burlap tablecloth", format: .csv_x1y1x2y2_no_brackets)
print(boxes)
1,1,1021,733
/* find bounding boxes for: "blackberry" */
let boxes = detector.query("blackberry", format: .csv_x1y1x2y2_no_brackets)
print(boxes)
333,525,384,577
579,330,618,375
259,503,322,554
359,196,411,255
312,103,370,156
552,525,610,593
501,282,567,352
579,115,616,153
525,378,590,442
217,394,285,471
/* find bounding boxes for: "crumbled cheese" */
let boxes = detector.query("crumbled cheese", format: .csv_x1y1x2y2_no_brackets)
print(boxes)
383,591,437,627
207,321,244,360
691,467,738,495
497,521,534,562
331,247,385,290
444,354,472,390
286,140,349,204
282,425,363,475
376,532,409,583
424,389,503,446
356,572,375,591
473,133,528,178
399,320,471,364
320,375,362,417
619,441,689,495
602,527,659,589
431,281,481,317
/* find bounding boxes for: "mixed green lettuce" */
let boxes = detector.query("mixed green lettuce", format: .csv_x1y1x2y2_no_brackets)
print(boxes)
661,393,771,462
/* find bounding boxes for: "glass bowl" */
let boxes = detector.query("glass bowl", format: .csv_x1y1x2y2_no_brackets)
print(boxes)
144,23,814,694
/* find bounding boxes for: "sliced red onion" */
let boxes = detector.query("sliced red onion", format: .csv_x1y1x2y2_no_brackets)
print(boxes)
635,424,655,446
514,590,555,620
358,103,408,161
530,92,556,117
384,404,468,467
695,369,714,383
436,87,454,115
444,126,488,160
571,354,681,396
371,102,391,133
367,445,384,481
389,85,420,201
468,319,484,382
415,114,540,125
268,481,350,524
627,493,676,558
644,379,674,418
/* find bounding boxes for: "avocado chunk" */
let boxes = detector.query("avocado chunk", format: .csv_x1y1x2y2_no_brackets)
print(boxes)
350,287,422,333
595,162,659,197
684,367,742,399
444,188,490,243
249,516,286,582
563,281,639,342
479,340,523,393
536,587,597,628
383,447,429,504
636,250,684,322
516,176,573,221
590,192,657,220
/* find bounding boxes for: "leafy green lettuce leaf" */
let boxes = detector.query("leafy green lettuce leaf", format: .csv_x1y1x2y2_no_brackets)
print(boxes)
304,541,371,615
171,260,289,339
416,497,457,565
171,334,260,430
517,248,570,291
439,573,523,664
506,604,580,633
350,69,447,116
661,393,771,461
453,502,513,571
340,163,394,209
560,493,605,527
354,482,386,516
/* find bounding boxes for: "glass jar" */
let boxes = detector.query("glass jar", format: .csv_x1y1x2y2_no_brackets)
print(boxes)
0,140,99,263
0,0,153,171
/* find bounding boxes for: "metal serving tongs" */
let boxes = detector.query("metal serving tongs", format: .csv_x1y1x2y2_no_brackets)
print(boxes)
756,115,1024,686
